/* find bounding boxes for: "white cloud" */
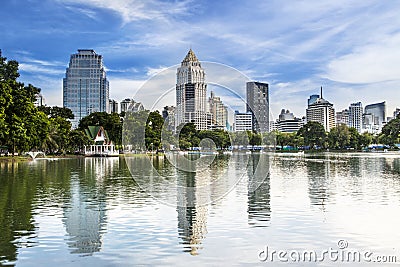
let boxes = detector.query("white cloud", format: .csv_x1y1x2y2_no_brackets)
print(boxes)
325,33,400,83
59,0,194,24
19,63,64,75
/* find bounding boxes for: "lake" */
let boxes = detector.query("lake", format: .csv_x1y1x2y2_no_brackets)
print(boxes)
1,152,400,266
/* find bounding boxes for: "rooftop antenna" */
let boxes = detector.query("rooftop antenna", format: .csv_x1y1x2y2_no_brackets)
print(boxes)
320,86,323,99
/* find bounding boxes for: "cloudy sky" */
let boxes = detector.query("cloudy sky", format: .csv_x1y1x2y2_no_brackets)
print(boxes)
1,0,399,121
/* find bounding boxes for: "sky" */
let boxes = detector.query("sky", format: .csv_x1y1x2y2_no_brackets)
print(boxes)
1,0,400,121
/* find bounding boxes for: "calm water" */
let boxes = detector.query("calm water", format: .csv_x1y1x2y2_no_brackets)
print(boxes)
1,153,400,266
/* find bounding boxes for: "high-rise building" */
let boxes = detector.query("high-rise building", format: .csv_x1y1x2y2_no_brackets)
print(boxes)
63,49,109,128
109,99,118,113
246,81,269,133
336,109,350,127
176,49,210,130
349,102,363,133
208,91,228,130
120,98,144,113
306,87,335,131
276,109,303,133
162,106,176,132
234,111,253,132
363,101,386,134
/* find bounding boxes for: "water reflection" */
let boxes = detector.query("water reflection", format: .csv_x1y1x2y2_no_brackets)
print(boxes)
247,154,271,227
176,158,208,256
62,158,116,255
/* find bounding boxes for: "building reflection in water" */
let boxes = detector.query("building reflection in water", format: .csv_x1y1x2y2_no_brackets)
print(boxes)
176,156,209,256
247,153,271,227
62,157,116,255
306,155,331,207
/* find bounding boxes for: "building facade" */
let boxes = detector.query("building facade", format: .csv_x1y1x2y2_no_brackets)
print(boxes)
63,49,109,128
176,49,210,130
336,109,350,127
120,98,144,113
234,111,253,132
363,102,386,134
208,91,228,130
246,81,269,133
306,89,335,131
109,99,118,113
276,109,303,133
349,102,363,133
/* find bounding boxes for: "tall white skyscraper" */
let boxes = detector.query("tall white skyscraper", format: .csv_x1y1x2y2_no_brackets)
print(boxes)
176,49,210,130
306,87,335,131
349,102,363,133
63,49,109,128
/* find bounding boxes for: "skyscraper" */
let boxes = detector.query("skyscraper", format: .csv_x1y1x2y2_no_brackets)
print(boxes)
349,102,363,133
306,87,335,131
363,101,386,134
246,82,269,133
208,91,228,130
63,49,109,128
176,49,210,130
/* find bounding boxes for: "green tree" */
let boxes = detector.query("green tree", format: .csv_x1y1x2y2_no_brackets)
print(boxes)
297,121,326,149
380,114,400,146
68,129,92,152
328,124,350,149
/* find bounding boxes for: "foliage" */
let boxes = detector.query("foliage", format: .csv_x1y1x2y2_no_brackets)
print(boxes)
79,111,123,145
379,114,400,146
297,121,326,148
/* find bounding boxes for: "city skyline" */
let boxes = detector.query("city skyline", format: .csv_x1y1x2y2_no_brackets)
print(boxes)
1,1,399,119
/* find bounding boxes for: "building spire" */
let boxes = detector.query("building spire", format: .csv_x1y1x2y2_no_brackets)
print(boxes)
182,49,199,63
320,86,323,99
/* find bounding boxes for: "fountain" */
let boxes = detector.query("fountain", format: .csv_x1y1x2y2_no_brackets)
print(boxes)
26,151,45,160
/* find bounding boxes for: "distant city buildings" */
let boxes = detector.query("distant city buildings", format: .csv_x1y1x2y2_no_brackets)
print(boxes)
234,111,253,132
276,109,303,133
120,98,144,113
306,87,335,131
394,108,400,119
175,49,211,130
246,81,269,133
63,49,109,128
349,102,363,133
208,91,228,130
34,93,45,107
109,99,118,113
336,109,349,127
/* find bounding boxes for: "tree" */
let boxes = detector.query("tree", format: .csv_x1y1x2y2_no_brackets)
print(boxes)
328,124,350,149
380,114,400,146
176,123,200,149
68,129,92,152
297,121,326,149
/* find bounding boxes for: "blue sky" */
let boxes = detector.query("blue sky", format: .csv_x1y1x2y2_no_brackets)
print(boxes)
1,0,399,120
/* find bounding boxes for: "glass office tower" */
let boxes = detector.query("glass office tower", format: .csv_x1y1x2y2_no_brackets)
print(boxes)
63,49,109,128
